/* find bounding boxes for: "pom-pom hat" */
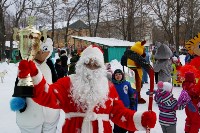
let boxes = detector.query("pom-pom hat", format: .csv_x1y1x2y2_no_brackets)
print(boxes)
162,82,173,92
158,81,173,92
157,81,164,89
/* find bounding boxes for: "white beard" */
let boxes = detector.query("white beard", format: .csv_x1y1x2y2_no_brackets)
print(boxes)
69,64,109,112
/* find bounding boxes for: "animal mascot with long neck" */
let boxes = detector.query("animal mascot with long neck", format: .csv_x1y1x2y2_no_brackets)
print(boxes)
179,33,200,133
10,37,60,133
124,40,155,105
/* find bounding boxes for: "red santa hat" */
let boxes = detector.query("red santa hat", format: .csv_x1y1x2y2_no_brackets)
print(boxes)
79,45,104,67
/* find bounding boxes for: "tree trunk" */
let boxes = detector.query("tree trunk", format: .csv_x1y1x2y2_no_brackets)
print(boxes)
127,16,132,41
93,0,101,37
52,3,55,47
86,1,92,37
65,21,70,47
0,6,6,61
127,0,133,41
121,17,127,40
175,0,180,53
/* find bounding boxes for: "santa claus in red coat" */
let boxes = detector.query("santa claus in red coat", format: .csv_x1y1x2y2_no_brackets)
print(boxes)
18,45,157,133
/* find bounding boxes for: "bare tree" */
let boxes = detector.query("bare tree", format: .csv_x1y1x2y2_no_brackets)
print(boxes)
60,0,83,47
108,0,128,40
174,0,186,53
182,0,200,40
37,0,67,47
0,0,10,61
148,0,176,45
83,0,107,37
108,0,140,41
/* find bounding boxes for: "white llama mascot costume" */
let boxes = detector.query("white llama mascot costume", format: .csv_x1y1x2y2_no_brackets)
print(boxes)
16,38,60,133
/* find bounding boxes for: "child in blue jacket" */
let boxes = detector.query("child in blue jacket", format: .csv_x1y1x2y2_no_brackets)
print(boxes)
112,69,138,133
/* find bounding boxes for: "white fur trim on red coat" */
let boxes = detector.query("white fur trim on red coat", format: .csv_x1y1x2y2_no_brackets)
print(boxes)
32,69,43,85
133,112,145,131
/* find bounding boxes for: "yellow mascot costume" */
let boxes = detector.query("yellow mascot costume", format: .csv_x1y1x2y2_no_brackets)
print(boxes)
127,41,146,103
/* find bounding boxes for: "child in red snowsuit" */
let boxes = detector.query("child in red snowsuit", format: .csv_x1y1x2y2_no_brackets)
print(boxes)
182,72,200,133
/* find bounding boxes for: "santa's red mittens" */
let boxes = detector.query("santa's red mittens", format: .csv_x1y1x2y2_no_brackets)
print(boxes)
18,60,30,78
29,61,38,77
141,111,157,128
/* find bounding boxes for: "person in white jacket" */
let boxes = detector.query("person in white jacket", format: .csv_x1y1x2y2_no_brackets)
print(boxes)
15,37,60,133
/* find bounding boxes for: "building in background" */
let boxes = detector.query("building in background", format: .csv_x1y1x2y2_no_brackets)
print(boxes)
47,20,89,49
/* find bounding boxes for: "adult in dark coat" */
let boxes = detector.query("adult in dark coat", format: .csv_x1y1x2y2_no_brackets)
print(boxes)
55,58,65,79
68,51,80,75
60,50,68,76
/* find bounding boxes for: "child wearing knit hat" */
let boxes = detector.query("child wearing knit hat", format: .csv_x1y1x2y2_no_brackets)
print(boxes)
112,69,138,133
155,81,190,133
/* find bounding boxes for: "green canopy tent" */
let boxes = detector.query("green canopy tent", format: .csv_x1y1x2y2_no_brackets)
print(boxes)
71,36,134,63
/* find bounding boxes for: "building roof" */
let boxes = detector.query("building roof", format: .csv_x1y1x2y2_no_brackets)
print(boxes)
68,20,89,29
72,36,135,47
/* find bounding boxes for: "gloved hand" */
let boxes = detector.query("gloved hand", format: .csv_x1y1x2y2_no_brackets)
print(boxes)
28,60,38,77
141,111,157,128
18,60,30,78
146,89,156,95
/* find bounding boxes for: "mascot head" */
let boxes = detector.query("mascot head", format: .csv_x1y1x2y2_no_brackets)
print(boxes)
40,37,53,60
154,43,173,59
185,33,200,56
130,40,146,57
127,40,146,68
180,33,200,79
34,36,53,63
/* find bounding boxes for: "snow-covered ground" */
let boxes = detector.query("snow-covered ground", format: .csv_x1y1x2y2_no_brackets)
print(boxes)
0,55,187,133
